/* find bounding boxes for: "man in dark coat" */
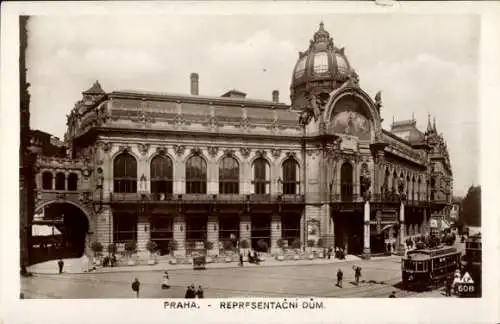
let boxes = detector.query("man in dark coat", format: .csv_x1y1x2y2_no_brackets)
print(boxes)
336,269,343,288
57,259,64,274
354,266,362,284
132,277,140,298
445,277,452,296
185,284,196,298
196,285,204,298
239,253,244,267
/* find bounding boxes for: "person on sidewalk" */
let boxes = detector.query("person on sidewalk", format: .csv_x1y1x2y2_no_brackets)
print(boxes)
389,291,396,298
132,277,140,298
239,253,244,267
196,285,204,298
161,271,170,289
57,259,64,274
336,269,343,288
445,277,452,296
185,284,196,298
354,266,362,285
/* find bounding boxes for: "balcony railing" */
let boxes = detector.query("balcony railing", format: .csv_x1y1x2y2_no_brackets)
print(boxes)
108,192,304,204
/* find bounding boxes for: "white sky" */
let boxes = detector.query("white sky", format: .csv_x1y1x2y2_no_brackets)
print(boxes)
26,14,479,197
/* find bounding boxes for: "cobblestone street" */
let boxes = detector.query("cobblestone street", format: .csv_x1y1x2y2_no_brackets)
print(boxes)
21,256,451,299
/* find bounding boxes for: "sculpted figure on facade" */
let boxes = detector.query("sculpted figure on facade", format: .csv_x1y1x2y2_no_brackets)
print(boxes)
173,144,186,156
137,143,150,156
208,146,219,158
223,148,235,157
240,147,251,159
190,147,202,156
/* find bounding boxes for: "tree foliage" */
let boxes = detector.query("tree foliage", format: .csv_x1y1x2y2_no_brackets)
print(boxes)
459,185,481,227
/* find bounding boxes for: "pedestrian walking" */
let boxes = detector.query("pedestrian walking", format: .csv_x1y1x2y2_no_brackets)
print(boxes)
196,285,204,298
132,277,140,298
389,291,396,298
239,253,244,267
353,266,362,285
161,271,170,289
336,269,343,288
445,277,452,296
57,259,64,274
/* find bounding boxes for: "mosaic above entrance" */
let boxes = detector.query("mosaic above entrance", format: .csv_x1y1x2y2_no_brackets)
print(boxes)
331,110,370,140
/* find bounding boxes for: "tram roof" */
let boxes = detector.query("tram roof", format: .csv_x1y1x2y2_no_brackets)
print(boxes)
405,246,458,259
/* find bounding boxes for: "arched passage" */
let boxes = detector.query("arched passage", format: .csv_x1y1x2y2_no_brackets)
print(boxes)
31,202,90,265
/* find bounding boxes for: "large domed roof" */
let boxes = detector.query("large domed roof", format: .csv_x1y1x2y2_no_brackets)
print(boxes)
290,23,358,110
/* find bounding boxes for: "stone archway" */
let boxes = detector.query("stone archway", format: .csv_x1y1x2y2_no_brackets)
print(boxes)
32,201,92,264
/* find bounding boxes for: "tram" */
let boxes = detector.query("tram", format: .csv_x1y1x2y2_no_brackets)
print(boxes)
460,233,481,297
401,246,461,290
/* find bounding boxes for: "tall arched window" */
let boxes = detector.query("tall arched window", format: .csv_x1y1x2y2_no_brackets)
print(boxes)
253,158,270,194
67,173,78,191
412,177,416,201
113,153,137,193
42,172,53,190
340,162,353,201
282,158,300,194
186,155,207,194
392,171,398,192
55,172,66,190
219,156,239,194
406,175,410,198
150,155,173,197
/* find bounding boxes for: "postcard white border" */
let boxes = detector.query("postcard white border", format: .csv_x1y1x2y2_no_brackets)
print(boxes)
2,2,500,323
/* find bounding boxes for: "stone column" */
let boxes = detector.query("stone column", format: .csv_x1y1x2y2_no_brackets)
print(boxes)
239,214,251,243
137,216,150,254
270,213,282,254
398,201,406,255
96,206,113,246
207,214,219,256
363,200,371,258
52,175,56,190
173,213,186,256
300,210,305,247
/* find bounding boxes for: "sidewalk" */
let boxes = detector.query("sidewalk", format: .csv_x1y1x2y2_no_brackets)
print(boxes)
28,254,399,275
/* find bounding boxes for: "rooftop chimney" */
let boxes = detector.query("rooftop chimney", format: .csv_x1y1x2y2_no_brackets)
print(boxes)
272,90,279,103
190,73,199,95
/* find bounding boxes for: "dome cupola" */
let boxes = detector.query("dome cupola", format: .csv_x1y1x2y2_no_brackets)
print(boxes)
290,23,358,110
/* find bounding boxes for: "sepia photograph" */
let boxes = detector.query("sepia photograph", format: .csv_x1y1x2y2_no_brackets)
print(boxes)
16,11,485,302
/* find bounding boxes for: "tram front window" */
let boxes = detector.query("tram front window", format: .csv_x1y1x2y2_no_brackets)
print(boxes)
405,260,415,271
416,262,424,272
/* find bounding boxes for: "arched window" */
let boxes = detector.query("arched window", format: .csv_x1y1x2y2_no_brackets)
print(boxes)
253,158,270,194
340,162,353,201
392,171,398,192
282,158,300,194
55,172,66,190
186,155,207,194
150,155,173,197
219,157,239,194
67,173,78,191
113,153,137,193
42,172,53,190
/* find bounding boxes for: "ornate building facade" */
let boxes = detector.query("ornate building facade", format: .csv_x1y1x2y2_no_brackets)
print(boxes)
31,23,453,260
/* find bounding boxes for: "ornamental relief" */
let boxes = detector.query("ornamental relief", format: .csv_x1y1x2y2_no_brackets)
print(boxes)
156,146,168,156
223,148,235,157
137,143,150,156
239,147,251,159
173,145,186,156
207,146,219,158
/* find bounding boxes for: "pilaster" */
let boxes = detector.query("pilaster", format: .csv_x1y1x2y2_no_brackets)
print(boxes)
173,213,186,256
270,213,282,254
96,206,113,246
239,214,251,243
137,216,150,253
398,202,406,255
363,200,371,259
207,214,219,255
